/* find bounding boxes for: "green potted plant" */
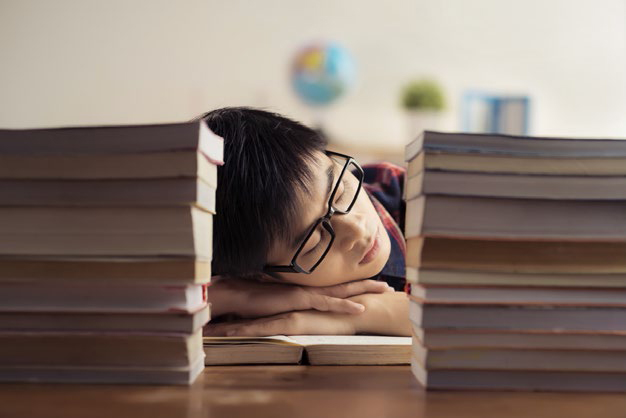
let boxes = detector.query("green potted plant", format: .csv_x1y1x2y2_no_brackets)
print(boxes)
401,79,446,140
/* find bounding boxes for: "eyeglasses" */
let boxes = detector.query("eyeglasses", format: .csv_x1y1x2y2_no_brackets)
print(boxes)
263,150,364,275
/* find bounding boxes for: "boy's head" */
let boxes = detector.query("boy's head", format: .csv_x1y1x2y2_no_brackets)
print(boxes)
200,107,391,286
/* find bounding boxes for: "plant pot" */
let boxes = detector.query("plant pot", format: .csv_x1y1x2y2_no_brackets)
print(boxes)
406,110,443,142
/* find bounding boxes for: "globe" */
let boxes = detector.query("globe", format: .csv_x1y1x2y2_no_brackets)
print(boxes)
291,42,356,106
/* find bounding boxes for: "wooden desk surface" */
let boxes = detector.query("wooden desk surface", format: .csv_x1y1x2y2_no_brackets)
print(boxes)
1,366,625,418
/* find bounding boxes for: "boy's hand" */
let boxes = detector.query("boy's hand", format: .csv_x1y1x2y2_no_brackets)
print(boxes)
347,291,411,336
204,291,410,337
206,276,393,319
204,309,358,336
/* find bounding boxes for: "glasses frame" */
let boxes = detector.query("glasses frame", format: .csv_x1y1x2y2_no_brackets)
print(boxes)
263,150,364,275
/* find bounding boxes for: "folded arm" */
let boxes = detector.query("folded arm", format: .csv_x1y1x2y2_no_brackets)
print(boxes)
204,290,411,337
206,276,393,319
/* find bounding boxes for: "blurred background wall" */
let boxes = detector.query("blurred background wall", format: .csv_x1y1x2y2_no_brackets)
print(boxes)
1,0,625,158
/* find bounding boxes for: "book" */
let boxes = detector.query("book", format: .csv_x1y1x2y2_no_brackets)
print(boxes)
409,284,626,307
0,305,210,333
0,151,218,181
0,282,207,313
0,178,215,210
0,329,203,367
203,335,412,365
406,152,424,178
403,171,423,201
406,195,626,240
0,356,205,385
0,206,213,256
0,256,211,284
405,131,626,161
414,343,626,372
0,121,222,159
410,359,626,392
408,237,626,273
410,151,626,176
409,301,626,332
406,267,626,288
416,170,626,200
416,326,626,351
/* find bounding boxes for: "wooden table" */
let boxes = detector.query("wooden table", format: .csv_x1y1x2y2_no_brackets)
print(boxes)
1,366,625,418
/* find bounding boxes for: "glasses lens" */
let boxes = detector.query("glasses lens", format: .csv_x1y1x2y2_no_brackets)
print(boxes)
295,221,333,272
330,160,362,213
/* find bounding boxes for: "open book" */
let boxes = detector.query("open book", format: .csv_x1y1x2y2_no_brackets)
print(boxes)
203,335,411,365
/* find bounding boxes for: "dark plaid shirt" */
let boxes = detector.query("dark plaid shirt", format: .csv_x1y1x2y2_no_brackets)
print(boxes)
362,162,407,291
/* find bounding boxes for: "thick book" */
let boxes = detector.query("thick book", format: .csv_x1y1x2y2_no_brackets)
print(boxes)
0,178,215,210
406,195,626,240
0,305,210,333
405,131,626,161
0,356,205,385
409,284,626,307
203,335,411,365
414,170,626,200
411,151,626,176
0,206,213,256
410,359,626,392
0,282,206,313
0,256,211,284
414,343,626,372
406,267,626,288
409,301,626,332
0,121,222,181
408,237,626,273
0,151,218,181
0,329,203,368
0,121,223,157
416,326,626,351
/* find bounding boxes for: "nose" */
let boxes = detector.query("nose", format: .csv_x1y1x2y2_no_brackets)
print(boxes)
331,211,368,252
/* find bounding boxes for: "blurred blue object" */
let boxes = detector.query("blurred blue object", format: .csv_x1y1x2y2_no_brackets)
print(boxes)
462,91,531,135
291,42,356,106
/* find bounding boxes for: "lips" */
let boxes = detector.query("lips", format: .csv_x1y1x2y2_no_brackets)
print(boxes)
359,225,380,265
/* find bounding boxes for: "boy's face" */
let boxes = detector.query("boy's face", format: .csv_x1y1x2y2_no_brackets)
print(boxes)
266,151,392,287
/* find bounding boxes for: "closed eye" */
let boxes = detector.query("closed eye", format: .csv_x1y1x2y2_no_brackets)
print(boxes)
303,241,320,256
334,177,356,205
301,232,321,255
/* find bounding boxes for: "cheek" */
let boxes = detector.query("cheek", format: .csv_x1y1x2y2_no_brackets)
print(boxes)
357,193,385,230
377,226,392,265
358,194,393,272
277,251,356,287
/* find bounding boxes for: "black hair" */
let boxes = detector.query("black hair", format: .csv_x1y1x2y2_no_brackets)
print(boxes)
196,107,327,277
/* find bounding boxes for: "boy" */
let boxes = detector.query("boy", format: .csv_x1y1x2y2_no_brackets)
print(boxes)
200,107,410,337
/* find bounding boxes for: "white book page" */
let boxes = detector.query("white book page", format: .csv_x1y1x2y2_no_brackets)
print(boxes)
289,335,412,346
203,335,299,345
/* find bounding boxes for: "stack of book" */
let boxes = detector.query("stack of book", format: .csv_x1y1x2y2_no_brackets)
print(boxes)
0,121,222,384
405,131,626,392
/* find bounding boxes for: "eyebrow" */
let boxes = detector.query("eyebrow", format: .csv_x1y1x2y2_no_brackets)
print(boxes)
290,162,336,250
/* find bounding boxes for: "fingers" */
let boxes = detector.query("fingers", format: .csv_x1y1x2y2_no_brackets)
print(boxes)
313,279,392,298
299,280,394,314
203,316,249,336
